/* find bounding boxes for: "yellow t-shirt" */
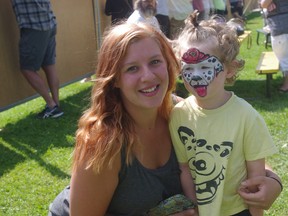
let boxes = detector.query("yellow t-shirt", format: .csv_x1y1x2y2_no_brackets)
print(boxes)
169,93,278,216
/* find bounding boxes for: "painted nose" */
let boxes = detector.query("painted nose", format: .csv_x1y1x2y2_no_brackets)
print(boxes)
191,75,202,82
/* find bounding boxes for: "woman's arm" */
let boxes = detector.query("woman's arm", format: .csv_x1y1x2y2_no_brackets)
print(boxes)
245,159,266,216
171,163,198,216
70,153,121,216
238,164,282,210
179,163,197,204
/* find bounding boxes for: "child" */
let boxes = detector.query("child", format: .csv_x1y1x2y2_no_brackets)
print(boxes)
169,12,278,216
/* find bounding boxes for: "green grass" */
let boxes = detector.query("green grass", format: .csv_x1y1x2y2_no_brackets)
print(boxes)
0,81,93,215
0,13,287,216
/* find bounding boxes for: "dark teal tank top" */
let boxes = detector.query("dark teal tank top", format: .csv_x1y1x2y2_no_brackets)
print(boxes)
107,147,182,215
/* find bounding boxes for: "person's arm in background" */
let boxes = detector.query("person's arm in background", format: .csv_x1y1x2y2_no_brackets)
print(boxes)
260,0,276,11
238,164,282,210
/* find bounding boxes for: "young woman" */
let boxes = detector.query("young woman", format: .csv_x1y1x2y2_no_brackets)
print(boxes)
69,22,192,215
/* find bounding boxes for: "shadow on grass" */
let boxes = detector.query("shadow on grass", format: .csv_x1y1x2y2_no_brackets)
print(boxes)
0,86,92,178
227,76,288,111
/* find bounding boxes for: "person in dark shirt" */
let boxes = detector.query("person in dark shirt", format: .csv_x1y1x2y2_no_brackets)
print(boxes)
105,0,134,24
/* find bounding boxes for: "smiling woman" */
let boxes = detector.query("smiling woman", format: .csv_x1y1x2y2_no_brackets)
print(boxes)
48,22,195,216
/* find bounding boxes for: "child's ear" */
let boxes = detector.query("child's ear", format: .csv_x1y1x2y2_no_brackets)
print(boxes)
226,60,238,78
226,69,236,79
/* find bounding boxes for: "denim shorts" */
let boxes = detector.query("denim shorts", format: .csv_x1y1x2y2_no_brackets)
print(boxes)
19,27,56,71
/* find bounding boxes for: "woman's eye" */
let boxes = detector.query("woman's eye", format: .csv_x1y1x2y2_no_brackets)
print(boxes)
126,66,137,72
151,59,161,65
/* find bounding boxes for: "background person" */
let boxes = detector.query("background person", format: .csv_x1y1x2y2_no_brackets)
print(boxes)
104,0,134,24
156,0,170,37
127,0,160,30
260,0,288,93
192,0,205,21
229,0,245,20
168,0,194,39
11,0,63,119
211,0,227,16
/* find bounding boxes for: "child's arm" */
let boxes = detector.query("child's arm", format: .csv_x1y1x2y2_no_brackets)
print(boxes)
246,159,266,216
179,163,197,204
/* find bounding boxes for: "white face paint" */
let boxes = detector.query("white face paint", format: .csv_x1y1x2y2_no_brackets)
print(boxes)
181,48,224,97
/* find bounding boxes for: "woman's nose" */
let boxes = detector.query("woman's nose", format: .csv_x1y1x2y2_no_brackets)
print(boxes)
141,66,156,80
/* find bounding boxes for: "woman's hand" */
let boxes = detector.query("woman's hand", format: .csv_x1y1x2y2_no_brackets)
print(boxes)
238,174,282,210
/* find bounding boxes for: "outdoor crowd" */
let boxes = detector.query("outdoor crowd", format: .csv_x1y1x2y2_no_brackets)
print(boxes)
10,0,286,215
105,0,246,40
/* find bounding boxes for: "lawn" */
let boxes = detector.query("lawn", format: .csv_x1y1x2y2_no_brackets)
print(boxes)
0,12,287,216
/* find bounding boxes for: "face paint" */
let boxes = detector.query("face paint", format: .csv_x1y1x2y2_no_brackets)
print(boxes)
181,48,224,97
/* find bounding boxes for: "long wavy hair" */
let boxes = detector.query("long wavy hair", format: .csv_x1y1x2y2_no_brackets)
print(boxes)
174,11,245,84
72,23,180,173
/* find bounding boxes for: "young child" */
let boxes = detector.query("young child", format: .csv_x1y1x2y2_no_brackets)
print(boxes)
169,12,278,216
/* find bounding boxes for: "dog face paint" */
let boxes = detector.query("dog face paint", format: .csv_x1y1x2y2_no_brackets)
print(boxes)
181,48,224,97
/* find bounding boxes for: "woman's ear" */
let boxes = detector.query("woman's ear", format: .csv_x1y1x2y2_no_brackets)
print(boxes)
114,77,120,88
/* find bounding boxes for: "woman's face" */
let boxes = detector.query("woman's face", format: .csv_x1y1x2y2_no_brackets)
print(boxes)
116,37,169,113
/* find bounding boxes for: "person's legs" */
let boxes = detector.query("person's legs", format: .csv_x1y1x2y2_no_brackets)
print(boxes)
21,69,57,108
19,28,63,118
19,28,56,108
271,34,288,91
280,71,288,91
42,27,60,106
42,64,60,106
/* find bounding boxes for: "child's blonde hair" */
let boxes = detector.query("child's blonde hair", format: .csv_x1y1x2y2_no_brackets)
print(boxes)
174,11,245,84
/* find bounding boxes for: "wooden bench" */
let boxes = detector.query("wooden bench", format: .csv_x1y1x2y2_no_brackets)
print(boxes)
256,51,279,97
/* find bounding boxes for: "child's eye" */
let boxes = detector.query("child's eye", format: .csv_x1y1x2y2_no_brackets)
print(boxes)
184,67,193,71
